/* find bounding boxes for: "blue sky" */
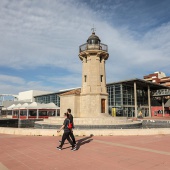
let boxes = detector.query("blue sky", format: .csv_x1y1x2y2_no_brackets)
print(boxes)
0,0,170,94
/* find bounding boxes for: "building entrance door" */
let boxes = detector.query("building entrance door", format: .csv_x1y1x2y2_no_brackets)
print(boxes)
101,99,105,113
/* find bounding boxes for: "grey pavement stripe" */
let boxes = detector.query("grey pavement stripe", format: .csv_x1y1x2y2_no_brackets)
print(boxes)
94,139,170,156
0,163,9,170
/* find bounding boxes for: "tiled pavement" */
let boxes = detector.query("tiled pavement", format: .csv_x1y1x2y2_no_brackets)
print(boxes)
0,133,170,170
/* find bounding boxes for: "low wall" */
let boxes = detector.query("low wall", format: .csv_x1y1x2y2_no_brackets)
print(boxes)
34,122,142,129
0,119,43,128
0,127,170,136
0,119,18,127
142,119,170,128
18,119,43,128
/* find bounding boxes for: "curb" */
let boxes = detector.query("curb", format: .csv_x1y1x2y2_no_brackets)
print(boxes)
0,127,170,136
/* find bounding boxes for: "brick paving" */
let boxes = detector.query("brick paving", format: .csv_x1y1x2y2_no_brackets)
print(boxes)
0,133,170,170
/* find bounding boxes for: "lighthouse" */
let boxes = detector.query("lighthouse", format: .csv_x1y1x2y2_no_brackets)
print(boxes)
79,30,109,117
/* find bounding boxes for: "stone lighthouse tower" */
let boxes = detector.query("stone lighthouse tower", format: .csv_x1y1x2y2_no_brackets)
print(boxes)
79,30,109,117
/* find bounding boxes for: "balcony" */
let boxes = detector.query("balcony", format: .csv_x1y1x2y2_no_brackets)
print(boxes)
79,43,108,53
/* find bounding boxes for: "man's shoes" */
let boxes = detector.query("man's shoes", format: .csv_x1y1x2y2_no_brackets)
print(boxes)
71,146,77,151
57,146,62,150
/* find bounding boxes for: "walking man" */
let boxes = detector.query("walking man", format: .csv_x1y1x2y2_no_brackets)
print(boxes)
67,108,76,146
57,113,76,151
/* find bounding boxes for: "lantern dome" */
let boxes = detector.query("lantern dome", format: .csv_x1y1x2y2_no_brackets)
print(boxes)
87,32,101,45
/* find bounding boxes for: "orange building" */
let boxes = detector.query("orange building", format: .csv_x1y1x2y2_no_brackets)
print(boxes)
144,71,170,87
144,71,170,117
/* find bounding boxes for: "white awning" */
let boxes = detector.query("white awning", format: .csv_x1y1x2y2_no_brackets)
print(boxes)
12,103,22,109
20,103,29,109
7,104,16,110
6,102,59,110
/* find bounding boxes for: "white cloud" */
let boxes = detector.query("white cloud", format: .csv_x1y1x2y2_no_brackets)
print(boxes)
0,0,170,93
0,75,25,85
38,74,81,90
0,74,56,94
0,0,95,72
102,22,170,82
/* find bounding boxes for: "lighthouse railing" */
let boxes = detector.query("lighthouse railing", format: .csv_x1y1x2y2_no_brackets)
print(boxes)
79,43,108,52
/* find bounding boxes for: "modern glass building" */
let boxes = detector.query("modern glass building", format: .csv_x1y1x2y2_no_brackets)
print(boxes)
34,79,170,118
35,93,60,107
107,78,170,117
34,89,73,107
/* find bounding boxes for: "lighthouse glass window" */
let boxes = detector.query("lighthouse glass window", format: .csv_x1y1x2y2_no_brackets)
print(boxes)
88,39,99,44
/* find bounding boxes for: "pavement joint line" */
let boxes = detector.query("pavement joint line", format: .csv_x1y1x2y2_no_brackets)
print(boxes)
94,139,170,156
5,151,34,169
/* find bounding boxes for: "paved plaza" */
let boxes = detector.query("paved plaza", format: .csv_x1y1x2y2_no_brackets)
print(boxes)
0,133,170,170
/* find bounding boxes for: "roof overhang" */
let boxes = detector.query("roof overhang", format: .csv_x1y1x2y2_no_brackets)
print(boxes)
107,78,170,91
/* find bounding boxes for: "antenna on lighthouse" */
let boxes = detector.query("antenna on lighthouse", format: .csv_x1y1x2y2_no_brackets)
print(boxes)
91,24,96,33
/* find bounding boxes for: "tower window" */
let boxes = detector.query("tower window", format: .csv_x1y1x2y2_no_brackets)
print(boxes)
84,75,87,82
100,57,102,63
101,75,103,82
85,57,87,63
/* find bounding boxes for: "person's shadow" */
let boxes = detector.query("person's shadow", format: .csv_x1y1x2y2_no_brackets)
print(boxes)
76,134,93,150
60,134,93,150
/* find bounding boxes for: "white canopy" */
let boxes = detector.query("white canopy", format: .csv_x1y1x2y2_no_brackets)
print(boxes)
7,102,59,110
20,103,29,109
7,104,16,110
26,102,42,109
12,103,22,109
44,103,60,109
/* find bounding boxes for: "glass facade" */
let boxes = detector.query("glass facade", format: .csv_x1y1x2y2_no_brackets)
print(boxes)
35,94,60,107
34,81,166,118
107,83,149,117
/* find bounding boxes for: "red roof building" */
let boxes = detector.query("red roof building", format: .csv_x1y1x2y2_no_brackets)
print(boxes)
144,71,170,87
